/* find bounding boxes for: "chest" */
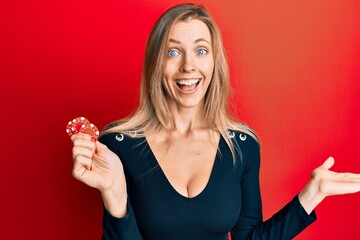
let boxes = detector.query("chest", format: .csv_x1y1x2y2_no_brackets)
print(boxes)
117,134,245,239
147,134,220,198
128,144,242,239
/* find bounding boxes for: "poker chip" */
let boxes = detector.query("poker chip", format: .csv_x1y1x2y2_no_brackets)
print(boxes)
66,117,90,136
66,117,99,142
80,122,100,142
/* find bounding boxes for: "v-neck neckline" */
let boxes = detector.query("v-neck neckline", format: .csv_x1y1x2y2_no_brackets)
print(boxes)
144,135,223,200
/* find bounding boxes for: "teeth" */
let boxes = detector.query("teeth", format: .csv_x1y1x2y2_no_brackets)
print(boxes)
177,79,199,85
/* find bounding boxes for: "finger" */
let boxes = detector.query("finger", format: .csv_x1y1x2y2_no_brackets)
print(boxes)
72,145,94,160
72,137,96,152
95,140,108,151
330,172,360,182
321,180,360,196
72,164,86,181
73,155,93,170
71,132,92,143
94,141,110,156
72,164,98,188
320,156,335,170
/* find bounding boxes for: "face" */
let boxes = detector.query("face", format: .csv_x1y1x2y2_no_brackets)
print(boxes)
162,19,214,110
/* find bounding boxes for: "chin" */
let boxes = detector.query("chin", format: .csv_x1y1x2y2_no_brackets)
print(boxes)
177,99,204,109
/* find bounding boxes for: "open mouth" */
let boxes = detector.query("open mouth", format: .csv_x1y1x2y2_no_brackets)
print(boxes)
176,79,201,91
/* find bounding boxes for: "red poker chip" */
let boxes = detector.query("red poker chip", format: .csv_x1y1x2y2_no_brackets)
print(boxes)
66,117,90,136
66,117,99,141
80,122,99,142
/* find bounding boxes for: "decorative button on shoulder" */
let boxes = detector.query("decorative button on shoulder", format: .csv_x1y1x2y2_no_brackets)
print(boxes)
115,133,124,142
239,133,246,141
228,130,235,138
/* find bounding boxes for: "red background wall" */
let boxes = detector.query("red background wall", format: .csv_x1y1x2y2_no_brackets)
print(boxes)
1,0,359,239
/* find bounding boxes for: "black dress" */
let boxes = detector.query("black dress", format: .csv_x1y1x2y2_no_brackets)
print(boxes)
100,130,316,240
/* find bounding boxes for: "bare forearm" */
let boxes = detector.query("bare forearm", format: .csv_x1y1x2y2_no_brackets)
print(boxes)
298,185,325,214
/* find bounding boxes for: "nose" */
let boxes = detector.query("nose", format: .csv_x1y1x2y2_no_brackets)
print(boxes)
180,54,195,73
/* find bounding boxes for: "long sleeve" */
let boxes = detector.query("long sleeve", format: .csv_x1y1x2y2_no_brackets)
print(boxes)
102,201,143,240
99,134,143,240
231,134,316,240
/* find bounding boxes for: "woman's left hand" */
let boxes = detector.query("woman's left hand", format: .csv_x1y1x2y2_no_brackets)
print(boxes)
298,157,360,214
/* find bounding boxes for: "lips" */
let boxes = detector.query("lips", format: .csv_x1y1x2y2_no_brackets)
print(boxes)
175,78,201,91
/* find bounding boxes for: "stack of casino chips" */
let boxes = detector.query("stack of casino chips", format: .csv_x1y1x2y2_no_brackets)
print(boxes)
66,117,99,142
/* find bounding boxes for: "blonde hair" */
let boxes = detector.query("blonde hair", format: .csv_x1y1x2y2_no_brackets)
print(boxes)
101,3,258,160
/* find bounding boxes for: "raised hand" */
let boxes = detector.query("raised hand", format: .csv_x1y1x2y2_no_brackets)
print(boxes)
299,157,360,214
71,133,128,217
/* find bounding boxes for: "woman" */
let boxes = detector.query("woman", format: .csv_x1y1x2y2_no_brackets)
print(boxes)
71,3,360,240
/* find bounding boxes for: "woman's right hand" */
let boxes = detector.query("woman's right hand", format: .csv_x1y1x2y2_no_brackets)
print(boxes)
71,133,128,217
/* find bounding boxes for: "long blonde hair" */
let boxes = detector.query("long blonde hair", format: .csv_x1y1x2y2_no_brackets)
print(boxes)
101,3,258,160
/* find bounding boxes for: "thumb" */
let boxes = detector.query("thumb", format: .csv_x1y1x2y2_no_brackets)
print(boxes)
95,140,109,151
321,156,335,170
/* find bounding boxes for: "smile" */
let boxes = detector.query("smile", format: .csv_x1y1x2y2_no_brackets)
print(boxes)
175,78,201,91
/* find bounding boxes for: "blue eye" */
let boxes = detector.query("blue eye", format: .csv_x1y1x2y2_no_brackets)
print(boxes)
168,50,179,57
196,48,207,55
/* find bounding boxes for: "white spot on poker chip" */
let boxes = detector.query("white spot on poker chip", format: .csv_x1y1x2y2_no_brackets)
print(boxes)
115,134,124,142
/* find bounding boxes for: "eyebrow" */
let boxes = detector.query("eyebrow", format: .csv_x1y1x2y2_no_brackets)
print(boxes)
169,38,210,44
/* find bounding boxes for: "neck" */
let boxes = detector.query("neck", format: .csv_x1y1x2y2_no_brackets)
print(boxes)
168,102,207,135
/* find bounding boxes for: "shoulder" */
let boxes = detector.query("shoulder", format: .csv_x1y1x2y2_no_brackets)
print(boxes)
99,119,144,147
224,127,261,170
99,132,156,180
226,126,259,150
99,132,147,158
